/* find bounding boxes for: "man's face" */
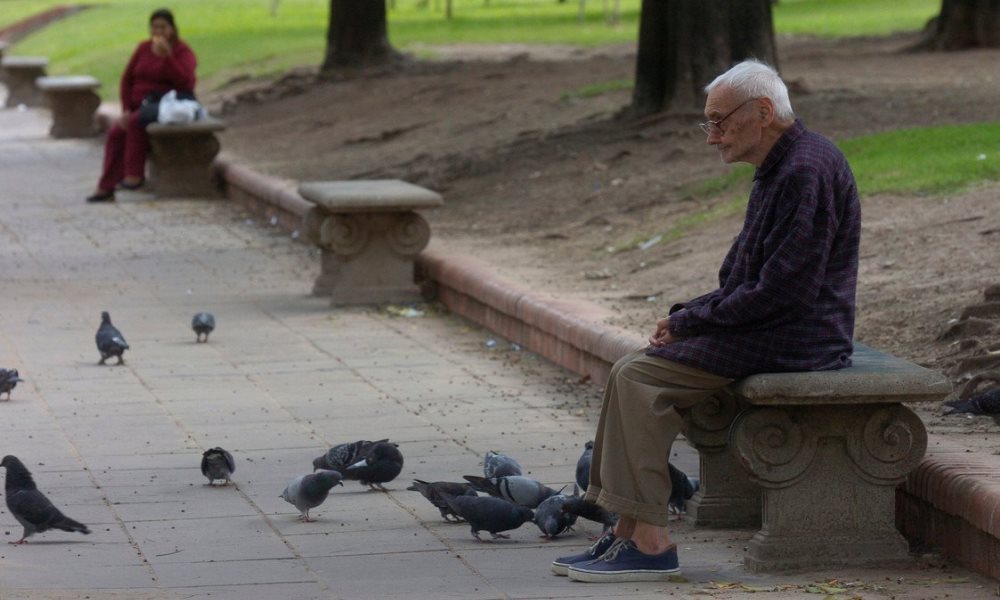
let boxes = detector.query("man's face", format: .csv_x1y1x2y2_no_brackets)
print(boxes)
703,86,761,165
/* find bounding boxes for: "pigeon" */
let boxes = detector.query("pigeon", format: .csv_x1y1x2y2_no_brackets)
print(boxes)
95,311,129,365
533,491,578,538
561,496,618,534
484,450,522,478
1,455,91,544
576,440,593,491
313,439,388,472
344,441,404,491
0,368,24,401
463,474,560,509
280,469,343,521
407,479,477,522
668,463,698,514
201,447,235,486
441,493,534,542
191,312,216,343
944,371,1000,423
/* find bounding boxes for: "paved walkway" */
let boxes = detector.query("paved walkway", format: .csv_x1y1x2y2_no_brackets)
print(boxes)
0,108,994,599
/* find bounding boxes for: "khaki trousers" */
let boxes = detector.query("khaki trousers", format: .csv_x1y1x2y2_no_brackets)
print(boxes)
583,349,734,526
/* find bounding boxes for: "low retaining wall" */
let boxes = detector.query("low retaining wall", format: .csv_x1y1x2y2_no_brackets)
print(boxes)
0,5,91,44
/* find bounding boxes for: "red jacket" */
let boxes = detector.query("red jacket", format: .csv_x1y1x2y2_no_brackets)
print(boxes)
119,39,197,111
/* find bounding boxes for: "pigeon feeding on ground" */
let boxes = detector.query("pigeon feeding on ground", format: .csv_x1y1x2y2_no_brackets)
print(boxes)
280,470,343,521
533,491,579,538
407,479,477,522
191,312,216,343
313,439,387,472
463,474,560,509
344,442,404,491
561,496,618,535
1,455,91,544
576,441,593,491
201,447,235,486
668,463,698,514
95,311,129,365
944,371,1000,423
441,493,534,542
0,368,24,401
483,450,522,478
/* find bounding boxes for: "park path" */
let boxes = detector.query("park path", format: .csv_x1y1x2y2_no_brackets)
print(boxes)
0,108,993,599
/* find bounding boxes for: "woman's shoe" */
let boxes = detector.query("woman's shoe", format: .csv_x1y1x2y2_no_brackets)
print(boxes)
117,178,145,190
86,190,116,203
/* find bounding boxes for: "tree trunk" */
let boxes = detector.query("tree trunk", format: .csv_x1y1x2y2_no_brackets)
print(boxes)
915,0,1000,50
631,0,777,117
322,0,397,70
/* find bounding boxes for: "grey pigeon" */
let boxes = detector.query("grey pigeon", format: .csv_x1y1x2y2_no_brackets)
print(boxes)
345,441,404,491
1,455,90,544
95,311,129,365
484,450,522,478
463,474,559,509
201,447,235,486
441,493,534,541
280,469,343,521
313,438,388,472
668,463,698,514
407,479,477,522
0,368,24,401
533,491,578,538
191,312,216,343
561,496,618,534
576,440,593,491
944,372,1000,424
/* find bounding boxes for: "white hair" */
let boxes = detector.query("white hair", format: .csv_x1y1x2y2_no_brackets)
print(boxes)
705,59,794,121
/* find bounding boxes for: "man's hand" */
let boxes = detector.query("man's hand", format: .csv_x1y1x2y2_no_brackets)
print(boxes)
151,35,170,57
648,317,676,347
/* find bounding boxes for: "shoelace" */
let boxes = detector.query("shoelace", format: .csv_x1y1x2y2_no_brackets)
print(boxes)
599,538,633,562
588,534,615,556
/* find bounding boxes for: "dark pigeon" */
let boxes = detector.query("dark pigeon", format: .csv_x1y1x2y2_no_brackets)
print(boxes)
345,442,404,491
944,372,1000,423
313,439,388,472
533,492,578,538
484,450,522,478
407,479,477,522
576,440,593,491
441,493,534,541
280,469,343,521
463,474,560,509
0,368,24,401
561,496,618,534
191,312,216,343
201,447,235,486
95,311,129,365
1,455,91,544
668,463,698,514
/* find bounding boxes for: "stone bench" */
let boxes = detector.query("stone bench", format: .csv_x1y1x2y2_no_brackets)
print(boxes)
2,56,48,108
299,180,443,305
36,75,101,138
147,118,226,198
684,343,950,572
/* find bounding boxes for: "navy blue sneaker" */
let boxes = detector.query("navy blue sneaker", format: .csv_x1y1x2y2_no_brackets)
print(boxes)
567,539,680,582
551,533,617,576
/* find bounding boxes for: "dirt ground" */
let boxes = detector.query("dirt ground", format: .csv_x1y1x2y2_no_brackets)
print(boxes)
213,32,1000,453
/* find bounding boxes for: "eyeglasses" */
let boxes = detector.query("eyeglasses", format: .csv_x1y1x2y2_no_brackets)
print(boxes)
698,98,757,136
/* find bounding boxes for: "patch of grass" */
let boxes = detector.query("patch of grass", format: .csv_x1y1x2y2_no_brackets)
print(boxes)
562,78,633,101
774,0,938,37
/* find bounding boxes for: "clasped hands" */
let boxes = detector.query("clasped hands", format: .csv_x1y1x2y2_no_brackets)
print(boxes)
648,316,676,347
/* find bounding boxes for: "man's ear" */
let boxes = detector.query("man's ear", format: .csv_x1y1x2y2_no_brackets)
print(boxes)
758,97,776,126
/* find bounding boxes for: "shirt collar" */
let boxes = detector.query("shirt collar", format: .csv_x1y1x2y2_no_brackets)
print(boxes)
754,118,806,180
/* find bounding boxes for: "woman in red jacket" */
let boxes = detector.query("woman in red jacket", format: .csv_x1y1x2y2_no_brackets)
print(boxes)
87,8,197,202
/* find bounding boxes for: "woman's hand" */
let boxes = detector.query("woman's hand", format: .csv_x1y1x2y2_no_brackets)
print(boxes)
118,109,130,128
151,35,170,57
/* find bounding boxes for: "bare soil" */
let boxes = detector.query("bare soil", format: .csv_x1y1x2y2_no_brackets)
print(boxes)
213,33,1000,453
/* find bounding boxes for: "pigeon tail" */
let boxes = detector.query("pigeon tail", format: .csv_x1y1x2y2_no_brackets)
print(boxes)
52,515,90,535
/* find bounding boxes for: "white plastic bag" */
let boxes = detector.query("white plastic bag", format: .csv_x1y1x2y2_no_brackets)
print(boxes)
157,90,207,124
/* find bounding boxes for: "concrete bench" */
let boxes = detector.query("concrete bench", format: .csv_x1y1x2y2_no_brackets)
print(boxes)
36,75,100,138
299,180,443,305
684,344,950,572
2,56,48,108
147,118,225,198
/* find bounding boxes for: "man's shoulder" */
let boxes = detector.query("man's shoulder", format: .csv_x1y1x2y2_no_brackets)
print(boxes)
784,127,849,172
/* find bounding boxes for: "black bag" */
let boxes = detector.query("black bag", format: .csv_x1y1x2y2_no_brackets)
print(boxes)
137,90,197,126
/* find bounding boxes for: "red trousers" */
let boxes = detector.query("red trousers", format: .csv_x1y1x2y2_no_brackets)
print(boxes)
97,111,148,192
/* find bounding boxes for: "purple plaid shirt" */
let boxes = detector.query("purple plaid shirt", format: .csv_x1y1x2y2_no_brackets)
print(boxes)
649,120,860,378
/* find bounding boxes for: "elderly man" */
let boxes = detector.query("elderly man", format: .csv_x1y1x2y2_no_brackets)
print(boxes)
553,59,861,582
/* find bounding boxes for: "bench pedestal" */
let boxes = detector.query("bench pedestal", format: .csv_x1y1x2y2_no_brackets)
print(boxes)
147,119,225,198
2,56,48,108
300,181,443,306
37,75,100,138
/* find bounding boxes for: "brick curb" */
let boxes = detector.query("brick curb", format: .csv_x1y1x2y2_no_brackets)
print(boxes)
93,106,996,580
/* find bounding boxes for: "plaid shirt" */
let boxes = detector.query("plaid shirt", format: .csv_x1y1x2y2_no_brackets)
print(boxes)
649,120,860,378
